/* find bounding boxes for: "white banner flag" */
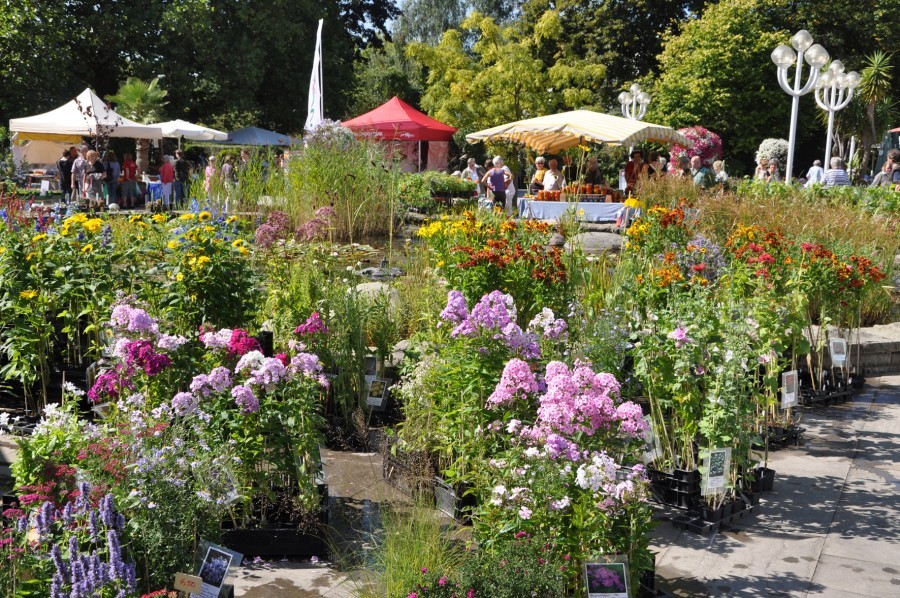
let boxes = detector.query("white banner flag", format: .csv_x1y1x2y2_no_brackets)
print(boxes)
304,19,324,131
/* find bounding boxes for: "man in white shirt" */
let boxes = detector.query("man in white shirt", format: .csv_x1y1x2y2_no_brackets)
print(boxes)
463,158,484,196
543,159,566,191
805,160,825,187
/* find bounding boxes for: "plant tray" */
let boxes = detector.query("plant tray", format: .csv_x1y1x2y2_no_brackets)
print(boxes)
221,527,328,558
672,502,758,535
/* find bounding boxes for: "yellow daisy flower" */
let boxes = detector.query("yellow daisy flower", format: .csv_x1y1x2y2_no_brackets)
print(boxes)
198,211,212,221
152,214,167,223
167,240,180,250
83,218,103,234
32,233,47,243
180,213,195,221
20,289,38,299
81,244,93,253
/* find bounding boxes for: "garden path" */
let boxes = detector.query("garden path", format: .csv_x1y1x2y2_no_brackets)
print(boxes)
651,375,900,597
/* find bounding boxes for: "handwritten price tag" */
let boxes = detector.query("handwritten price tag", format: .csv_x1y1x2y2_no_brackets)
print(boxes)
174,572,203,594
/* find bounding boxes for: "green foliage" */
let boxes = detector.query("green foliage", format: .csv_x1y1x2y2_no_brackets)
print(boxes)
457,534,567,597
407,11,605,143
648,0,791,165
105,77,169,124
277,121,397,243
350,40,426,116
355,502,465,598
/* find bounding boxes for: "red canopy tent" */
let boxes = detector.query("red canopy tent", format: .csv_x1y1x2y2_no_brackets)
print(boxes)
343,97,457,171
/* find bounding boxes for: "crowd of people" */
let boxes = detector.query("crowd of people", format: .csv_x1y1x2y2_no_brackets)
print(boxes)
54,146,286,210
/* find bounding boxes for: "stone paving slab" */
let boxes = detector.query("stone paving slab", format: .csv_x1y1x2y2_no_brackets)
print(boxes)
652,375,900,598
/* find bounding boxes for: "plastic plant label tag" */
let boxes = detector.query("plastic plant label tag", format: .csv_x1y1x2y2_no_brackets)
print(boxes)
174,573,203,594
702,447,731,495
782,370,798,409
365,375,391,410
830,338,847,367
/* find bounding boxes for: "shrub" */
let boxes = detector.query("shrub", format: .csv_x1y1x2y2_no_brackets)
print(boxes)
671,126,723,167
755,138,789,166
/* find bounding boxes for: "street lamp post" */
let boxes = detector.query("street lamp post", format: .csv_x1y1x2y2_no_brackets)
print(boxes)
771,30,830,184
814,60,860,168
619,83,651,121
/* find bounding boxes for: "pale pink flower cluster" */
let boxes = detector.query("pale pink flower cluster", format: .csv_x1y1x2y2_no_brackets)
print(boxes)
487,359,539,407
200,328,233,350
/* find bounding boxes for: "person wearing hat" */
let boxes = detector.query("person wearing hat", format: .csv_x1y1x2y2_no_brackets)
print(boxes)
530,156,547,194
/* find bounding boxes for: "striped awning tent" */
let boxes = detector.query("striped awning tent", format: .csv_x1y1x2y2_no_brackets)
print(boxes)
466,109,693,153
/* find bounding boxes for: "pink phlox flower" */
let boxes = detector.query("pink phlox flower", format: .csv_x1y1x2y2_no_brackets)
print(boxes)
200,328,233,350
487,359,538,407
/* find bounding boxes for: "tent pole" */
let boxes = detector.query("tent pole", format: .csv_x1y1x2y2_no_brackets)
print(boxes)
418,140,422,172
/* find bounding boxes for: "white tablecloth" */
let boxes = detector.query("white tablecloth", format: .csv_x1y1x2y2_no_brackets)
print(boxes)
524,201,623,222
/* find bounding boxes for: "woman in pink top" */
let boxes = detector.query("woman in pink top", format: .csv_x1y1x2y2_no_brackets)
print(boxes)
159,156,175,208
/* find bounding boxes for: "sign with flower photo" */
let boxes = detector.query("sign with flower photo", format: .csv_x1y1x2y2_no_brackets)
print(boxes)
197,546,233,597
584,560,630,598
782,370,799,409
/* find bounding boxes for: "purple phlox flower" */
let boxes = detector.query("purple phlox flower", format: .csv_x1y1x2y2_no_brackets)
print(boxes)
172,391,199,416
231,384,260,414
247,357,288,391
289,352,324,378
527,308,568,340
667,326,692,348
592,565,625,590
125,339,172,376
498,323,541,360
532,362,621,438
439,290,469,326
487,359,539,407
469,290,516,331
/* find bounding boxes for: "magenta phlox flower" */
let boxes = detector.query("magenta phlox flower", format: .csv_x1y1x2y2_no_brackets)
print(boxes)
125,339,172,376
228,329,261,357
231,385,260,414
527,308,568,340
200,328,233,350
172,392,198,416
87,366,134,403
487,359,539,407
294,312,328,336
667,326,692,348
439,290,469,326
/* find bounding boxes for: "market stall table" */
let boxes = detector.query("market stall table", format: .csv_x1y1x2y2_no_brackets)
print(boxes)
523,199,623,222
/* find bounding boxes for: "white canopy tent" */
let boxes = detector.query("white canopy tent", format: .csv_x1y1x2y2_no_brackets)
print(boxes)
9,88,163,141
154,119,228,142
11,136,70,168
